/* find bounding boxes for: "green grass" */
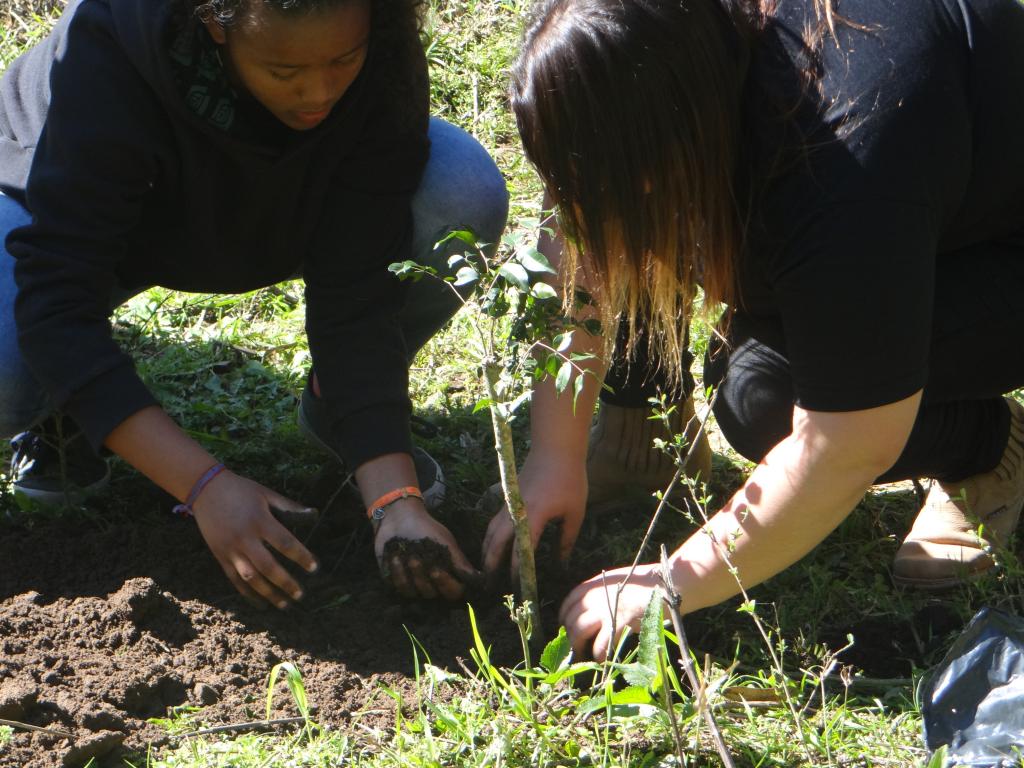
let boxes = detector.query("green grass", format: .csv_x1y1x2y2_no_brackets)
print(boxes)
4,3,1024,767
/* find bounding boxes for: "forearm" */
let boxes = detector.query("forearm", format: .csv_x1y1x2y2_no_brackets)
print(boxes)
528,202,606,461
104,405,219,502
529,334,606,461
666,394,920,612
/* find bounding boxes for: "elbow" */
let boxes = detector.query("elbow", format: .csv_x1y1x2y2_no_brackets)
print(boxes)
791,395,921,482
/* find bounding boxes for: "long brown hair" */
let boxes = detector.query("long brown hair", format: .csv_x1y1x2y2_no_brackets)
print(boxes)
510,0,838,387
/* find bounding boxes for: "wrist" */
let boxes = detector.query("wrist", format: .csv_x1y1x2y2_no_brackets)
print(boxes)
373,497,429,534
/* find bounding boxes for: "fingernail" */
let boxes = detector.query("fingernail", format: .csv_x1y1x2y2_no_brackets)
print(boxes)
293,590,304,601
303,507,318,515
277,600,289,610
307,561,319,573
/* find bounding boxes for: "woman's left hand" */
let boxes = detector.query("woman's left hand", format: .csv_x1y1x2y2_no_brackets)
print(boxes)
559,562,664,661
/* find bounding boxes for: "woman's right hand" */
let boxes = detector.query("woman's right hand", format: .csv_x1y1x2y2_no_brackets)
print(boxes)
481,449,588,581
191,470,319,609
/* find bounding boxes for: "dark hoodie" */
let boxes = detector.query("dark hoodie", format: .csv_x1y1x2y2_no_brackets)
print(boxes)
0,0,430,468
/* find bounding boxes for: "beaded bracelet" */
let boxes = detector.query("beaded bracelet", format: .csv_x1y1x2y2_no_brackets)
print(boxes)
172,462,226,517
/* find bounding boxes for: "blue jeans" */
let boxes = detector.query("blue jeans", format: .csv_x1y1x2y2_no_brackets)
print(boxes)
0,117,508,438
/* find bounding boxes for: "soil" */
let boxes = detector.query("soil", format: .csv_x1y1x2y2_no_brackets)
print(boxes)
0,472,975,768
380,536,489,595
0,487,562,768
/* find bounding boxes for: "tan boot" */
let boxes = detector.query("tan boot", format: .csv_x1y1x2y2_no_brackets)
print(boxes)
586,398,713,512
893,397,1024,589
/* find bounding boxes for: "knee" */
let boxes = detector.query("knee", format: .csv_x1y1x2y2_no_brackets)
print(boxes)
0,343,48,438
0,381,48,438
706,337,795,464
415,118,510,250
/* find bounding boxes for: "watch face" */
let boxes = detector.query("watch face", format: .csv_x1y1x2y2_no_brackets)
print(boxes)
372,507,386,521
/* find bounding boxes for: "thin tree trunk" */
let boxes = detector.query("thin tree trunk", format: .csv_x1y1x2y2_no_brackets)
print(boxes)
482,359,542,636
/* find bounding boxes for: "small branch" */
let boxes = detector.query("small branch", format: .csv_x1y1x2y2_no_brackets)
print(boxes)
168,716,308,740
659,546,736,768
0,717,75,740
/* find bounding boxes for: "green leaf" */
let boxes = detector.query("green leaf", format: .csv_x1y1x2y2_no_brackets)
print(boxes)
498,262,530,291
388,260,418,276
925,745,948,768
517,247,557,274
577,685,654,715
266,662,309,722
555,331,574,352
447,253,466,268
543,661,602,686
434,229,478,250
555,359,573,393
454,266,479,286
638,592,663,673
472,398,493,413
621,661,658,689
530,281,558,299
611,685,655,705
573,370,586,407
540,626,571,673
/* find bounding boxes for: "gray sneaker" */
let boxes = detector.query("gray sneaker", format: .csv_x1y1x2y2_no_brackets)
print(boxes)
297,381,446,511
9,415,110,505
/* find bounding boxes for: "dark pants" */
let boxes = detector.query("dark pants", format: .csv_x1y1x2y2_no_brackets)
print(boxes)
606,235,1024,483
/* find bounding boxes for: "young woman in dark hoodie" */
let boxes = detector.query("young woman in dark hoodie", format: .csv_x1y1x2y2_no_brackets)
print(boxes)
482,0,1024,659
0,0,507,606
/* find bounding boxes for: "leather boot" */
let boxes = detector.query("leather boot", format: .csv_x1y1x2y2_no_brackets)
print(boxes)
586,397,713,511
893,397,1024,589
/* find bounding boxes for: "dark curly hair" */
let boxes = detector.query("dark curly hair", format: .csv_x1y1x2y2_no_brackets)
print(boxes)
180,0,428,132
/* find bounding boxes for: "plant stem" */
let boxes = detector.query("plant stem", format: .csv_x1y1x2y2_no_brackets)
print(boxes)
659,546,735,768
482,357,542,637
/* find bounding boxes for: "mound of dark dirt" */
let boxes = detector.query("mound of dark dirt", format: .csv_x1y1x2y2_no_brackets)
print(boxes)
0,496,562,768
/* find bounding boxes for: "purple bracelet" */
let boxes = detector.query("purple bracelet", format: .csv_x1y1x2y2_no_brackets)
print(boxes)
172,462,226,517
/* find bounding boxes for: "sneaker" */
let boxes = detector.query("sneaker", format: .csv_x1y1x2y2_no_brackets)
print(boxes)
585,397,713,512
893,397,1024,590
297,380,446,511
9,415,110,505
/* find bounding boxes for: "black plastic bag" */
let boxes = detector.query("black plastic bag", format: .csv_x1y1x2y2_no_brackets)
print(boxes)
922,607,1024,767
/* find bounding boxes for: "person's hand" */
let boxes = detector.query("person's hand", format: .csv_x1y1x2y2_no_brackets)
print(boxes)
374,500,482,601
559,563,663,661
482,450,587,580
191,470,319,609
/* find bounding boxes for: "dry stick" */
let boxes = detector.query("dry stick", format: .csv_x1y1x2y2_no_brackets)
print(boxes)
168,716,308,741
604,396,717,666
482,357,542,636
659,546,736,768
0,717,75,740
681,485,815,764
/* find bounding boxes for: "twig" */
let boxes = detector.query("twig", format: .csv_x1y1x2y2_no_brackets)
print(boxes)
659,546,736,768
0,717,75,740
168,716,308,740
607,394,717,653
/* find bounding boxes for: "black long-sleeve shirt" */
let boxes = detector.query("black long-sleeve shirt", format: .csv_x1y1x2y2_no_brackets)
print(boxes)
0,0,429,468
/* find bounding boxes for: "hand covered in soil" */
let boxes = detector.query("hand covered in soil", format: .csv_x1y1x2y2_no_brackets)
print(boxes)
191,470,319,609
559,562,663,661
481,450,587,580
374,500,482,601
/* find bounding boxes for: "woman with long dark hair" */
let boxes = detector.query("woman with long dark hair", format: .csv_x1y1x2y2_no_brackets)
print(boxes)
483,0,1024,658
1,0,507,605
